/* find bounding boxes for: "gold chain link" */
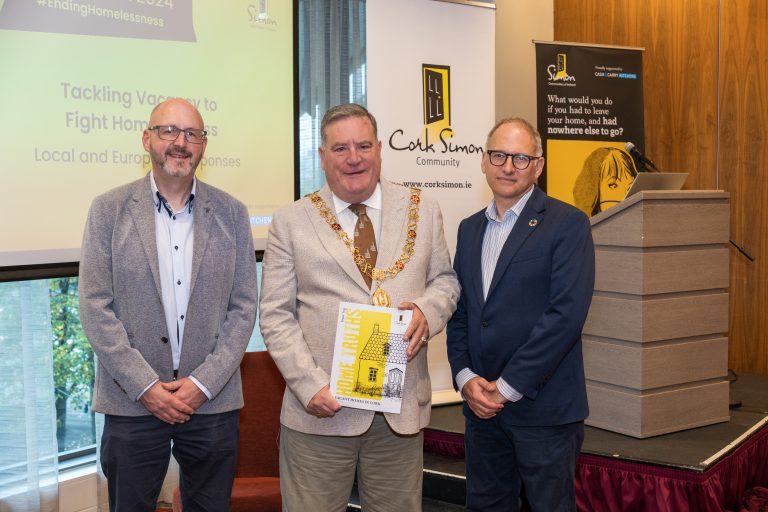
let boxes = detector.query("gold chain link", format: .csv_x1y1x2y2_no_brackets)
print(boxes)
308,188,421,283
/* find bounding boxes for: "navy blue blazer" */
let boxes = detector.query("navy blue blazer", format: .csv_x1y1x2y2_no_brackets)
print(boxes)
447,186,595,426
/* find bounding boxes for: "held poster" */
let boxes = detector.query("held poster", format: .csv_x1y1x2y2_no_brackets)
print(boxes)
330,303,413,414
535,42,645,217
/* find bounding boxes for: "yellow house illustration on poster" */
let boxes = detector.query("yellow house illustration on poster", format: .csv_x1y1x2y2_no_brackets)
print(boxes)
355,324,408,399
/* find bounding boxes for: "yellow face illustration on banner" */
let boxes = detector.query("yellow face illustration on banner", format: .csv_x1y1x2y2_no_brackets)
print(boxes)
547,140,638,216
594,149,637,212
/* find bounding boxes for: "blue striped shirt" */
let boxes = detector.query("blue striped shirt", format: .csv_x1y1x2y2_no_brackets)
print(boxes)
455,186,535,403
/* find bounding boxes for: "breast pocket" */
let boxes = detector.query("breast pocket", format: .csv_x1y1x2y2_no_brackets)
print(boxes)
511,248,543,264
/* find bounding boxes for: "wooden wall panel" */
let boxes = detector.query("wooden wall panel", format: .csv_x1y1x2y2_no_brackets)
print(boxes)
554,0,768,374
554,0,719,190
719,0,768,374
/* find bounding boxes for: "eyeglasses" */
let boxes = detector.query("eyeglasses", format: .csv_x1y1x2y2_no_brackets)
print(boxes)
148,125,207,144
486,150,541,170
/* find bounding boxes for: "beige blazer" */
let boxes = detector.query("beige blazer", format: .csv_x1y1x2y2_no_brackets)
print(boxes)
79,174,258,416
259,179,459,436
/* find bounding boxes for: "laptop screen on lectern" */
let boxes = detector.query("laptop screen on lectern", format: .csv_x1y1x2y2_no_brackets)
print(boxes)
625,172,689,198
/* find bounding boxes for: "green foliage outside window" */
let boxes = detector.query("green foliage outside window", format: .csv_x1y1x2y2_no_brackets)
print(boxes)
49,277,96,452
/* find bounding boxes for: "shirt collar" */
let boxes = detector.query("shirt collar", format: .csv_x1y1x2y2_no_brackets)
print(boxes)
150,173,196,217
485,185,535,223
331,182,382,215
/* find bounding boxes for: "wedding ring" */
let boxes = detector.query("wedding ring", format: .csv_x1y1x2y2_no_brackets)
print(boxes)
420,336,428,343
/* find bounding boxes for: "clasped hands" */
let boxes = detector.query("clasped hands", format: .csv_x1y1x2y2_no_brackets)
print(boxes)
463,376,507,420
140,377,207,424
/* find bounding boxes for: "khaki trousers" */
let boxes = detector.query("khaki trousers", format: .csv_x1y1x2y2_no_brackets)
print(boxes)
279,413,424,512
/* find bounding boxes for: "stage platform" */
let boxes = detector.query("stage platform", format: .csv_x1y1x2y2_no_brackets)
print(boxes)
420,373,768,511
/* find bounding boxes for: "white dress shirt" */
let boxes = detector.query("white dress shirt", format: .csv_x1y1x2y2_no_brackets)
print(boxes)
137,174,211,399
331,183,383,246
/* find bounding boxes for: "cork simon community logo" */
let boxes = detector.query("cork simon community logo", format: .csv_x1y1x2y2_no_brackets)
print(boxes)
386,63,484,170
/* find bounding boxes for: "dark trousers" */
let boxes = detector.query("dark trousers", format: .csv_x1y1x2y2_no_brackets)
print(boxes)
464,418,584,512
101,410,239,512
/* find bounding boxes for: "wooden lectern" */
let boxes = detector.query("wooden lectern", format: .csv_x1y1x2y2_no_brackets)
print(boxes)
584,190,730,438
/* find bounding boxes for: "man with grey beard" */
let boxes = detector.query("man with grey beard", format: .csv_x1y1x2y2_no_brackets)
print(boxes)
79,98,258,512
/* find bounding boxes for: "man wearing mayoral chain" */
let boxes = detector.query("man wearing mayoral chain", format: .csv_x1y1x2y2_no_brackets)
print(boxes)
260,103,459,511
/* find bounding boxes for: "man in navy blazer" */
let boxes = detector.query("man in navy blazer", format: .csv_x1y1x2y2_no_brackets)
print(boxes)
447,118,595,511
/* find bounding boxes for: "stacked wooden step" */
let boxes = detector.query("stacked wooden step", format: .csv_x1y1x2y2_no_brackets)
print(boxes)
584,190,730,438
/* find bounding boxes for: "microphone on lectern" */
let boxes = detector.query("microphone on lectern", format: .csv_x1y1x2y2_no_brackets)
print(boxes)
625,142,659,172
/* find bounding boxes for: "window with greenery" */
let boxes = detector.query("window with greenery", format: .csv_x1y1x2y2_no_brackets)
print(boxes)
43,261,265,459
50,277,95,456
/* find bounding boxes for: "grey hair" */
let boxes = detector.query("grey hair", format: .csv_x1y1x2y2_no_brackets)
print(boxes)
485,117,543,156
320,103,378,145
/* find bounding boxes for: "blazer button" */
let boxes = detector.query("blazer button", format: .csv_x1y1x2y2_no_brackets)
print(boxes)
161,336,169,344
481,321,489,328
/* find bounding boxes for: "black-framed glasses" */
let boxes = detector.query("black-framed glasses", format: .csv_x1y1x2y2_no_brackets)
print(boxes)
487,150,541,170
148,125,207,144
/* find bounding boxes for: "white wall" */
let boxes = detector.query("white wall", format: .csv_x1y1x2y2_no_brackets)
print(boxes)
59,469,97,512
495,0,554,122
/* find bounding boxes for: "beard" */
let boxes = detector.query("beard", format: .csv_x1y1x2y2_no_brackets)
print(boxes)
150,143,201,178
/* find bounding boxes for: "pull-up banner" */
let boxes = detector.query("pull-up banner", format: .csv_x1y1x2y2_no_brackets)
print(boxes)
367,0,495,405
535,41,645,217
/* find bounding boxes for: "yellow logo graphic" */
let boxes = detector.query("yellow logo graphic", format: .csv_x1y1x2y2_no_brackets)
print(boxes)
387,63,484,162
547,53,576,82
422,64,452,145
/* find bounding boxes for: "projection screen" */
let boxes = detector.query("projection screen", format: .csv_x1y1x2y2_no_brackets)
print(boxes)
0,0,295,266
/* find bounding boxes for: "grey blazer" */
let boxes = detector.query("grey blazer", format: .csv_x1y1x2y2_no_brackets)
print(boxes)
79,174,258,416
259,179,459,436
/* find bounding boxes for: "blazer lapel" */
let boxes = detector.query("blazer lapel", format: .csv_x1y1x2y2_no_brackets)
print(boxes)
466,212,488,307
376,180,408,276
487,187,546,299
128,175,163,299
305,184,370,292
190,182,213,297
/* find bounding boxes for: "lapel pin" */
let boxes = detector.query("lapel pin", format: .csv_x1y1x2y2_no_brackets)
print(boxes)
528,219,538,227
